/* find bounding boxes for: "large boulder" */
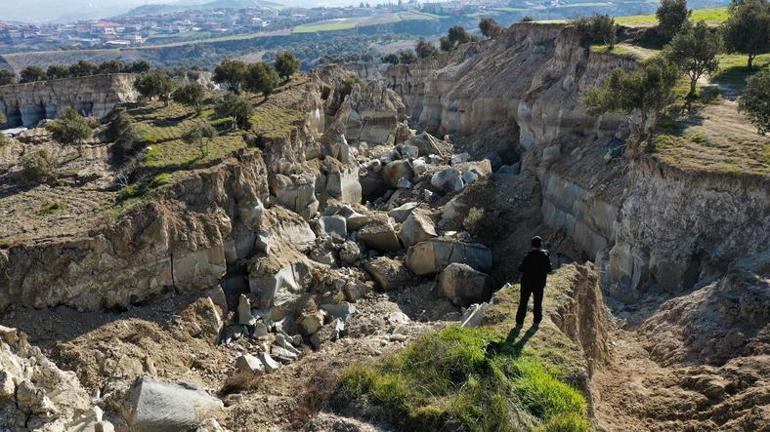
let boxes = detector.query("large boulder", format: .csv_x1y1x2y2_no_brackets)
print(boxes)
405,238,493,276
272,173,319,220
430,167,464,193
364,257,414,291
382,160,413,189
126,377,223,432
388,202,419,223
326,165,362,204
249,259,310,314
357,221,401,252
438,263,493,306
398,209,437,248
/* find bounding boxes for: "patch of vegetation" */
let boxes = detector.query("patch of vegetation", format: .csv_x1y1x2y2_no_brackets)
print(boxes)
21,149,57,184
36,201,68,216
293,19,363,33
711,53,770,90
337,267,591,432
615,7,729,26
463,206,485,236
250,105,305,139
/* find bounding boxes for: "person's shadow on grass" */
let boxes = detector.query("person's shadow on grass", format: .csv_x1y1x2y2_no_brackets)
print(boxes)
486,324,539,357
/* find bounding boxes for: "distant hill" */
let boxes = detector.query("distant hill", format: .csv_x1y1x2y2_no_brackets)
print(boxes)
121,0,283,17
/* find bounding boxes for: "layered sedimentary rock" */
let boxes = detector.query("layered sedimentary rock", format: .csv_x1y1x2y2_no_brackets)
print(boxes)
385,23,770,301
0,66,409,311
0,73,138,127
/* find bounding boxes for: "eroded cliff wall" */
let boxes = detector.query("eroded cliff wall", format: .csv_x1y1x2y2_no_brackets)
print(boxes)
385,23,770,301
0,73,138,128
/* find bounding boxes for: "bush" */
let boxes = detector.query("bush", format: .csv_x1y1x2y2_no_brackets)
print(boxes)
574,14,617,47
463,206,485,235
739,69,770,134
172,82,206,113
19,66,46,83
398,50,418,64
415,40,439,59
244,62,280,98
657,0,691,39
479,17,504,39
46,108,93,157
133,70,175,105
215,92,253,130
381,53,400,64
22,149,57,183
0,69,15,86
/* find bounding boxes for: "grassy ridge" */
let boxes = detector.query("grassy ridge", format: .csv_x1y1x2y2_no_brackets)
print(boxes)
337,266,592,431
292,11,439,33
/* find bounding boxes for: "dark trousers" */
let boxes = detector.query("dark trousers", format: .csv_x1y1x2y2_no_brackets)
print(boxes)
515,283,544,326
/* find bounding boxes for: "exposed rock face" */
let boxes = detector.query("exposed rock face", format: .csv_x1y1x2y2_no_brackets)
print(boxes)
126,377,223,432
1,151,269,310
0,73,138,127
0,326,111,431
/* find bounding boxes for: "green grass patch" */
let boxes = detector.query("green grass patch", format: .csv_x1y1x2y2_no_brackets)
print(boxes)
250,105,305,139
338,266,591,431
36,201,68,216
711,53,770,91
293,18,363,33
615,6,728,26
590,44,632,56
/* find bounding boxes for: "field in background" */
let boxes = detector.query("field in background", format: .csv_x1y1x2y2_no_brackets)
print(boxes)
292,12,440,34
615,6,729,26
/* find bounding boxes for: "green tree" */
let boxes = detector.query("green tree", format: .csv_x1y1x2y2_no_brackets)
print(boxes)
665,21,721,98
274,51,301,81
46,107,93,158
215,92,253,130
0,69,15,86
657,0,691,38
398,50,418,64
244,62,280,99
46,65,70,79
479,17,504,39
381,53,400,64
98,60,124,74
20,66,46,83
22,149,57,183
583,57,680,151
722,0,770,68
739,69,770,133
446,25,478,50
172,82,206,114
415,39,439,58
127,60,151,73
575,14,617,47
182,121,218,157
133,70,175,106
213,59,248,93
68,60,98,77
439,36,453,52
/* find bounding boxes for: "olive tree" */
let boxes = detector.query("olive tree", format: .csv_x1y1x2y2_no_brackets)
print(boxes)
739,69,770,134
657,0,691,38
213,59,248,93
172,82,206,114
415,40,439,58
46,65,70,79
183,122,218,157
244,62,280,99
20,66,46,83
575,14,617,47
479,17,504,39
722,0,770,68
665,21,721,98
133,70,175,106
274,51,301,81
583,57,680,151
46,107,93,157
0,69,15,85
215,93,253,130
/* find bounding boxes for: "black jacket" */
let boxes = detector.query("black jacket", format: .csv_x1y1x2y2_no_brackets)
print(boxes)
518,249,552,288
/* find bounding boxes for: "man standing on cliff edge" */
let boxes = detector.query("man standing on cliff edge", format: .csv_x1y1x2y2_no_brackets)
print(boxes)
515,236,552,328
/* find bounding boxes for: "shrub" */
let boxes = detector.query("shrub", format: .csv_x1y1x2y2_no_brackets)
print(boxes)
22,149,57,183
182,122,218,157
415,40,439,59
381,53,400,64
68,60,98,77
574,14,617,47
46,65,70,80
398,50,418,64
215,93,253,130
213,59,248,92
274,51,301,80
739,69,770,134
0,69,15,85
19,66,46,83
479,17,504,39
463,206,485,235
47,107,93,157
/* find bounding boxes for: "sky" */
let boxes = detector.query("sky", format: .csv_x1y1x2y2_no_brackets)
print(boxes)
0,0,362,23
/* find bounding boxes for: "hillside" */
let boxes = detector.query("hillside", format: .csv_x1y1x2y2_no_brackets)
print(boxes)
121,0,284,17
2,17,770,432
